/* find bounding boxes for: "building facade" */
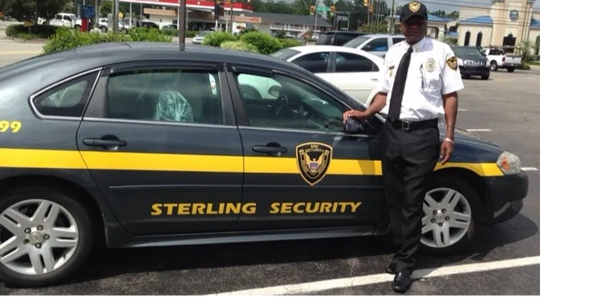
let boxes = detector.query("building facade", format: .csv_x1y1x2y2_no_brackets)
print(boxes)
454,0,540,53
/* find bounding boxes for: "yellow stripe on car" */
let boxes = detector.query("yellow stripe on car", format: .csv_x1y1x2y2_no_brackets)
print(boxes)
0,148,503,177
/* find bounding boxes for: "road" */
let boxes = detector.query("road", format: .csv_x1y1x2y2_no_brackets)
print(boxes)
0,37,540,295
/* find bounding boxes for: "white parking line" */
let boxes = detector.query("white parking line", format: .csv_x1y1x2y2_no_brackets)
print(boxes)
211,256,540,295
466,129,492,132
522,167,539,171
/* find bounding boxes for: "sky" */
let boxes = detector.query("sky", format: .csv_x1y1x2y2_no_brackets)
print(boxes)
393,0,541,12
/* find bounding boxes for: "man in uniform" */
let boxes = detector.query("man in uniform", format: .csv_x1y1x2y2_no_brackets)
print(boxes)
343,0,464,294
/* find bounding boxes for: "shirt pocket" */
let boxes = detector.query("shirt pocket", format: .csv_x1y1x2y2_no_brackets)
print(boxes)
420,68,442,94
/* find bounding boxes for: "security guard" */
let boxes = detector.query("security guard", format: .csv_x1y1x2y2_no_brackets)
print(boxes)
343,0,463,294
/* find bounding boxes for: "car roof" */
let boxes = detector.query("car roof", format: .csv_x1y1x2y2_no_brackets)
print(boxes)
362,34,406,38
286,45,384,62
0,42,315,83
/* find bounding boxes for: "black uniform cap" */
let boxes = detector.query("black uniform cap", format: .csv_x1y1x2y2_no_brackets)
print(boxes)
400,1,428,22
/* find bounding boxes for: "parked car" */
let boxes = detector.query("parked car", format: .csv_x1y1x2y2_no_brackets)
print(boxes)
316,30,367,46
452,45,491,80
96,17,127,33
38,13,82,30
270,45,384,104
480,47,522,72
0,42,527,287
342,34,406,58
192,31,210,44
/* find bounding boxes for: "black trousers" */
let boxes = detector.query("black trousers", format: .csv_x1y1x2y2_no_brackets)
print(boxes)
380,119,441,273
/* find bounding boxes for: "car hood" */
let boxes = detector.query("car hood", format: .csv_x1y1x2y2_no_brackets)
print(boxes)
458,55,487,62
440,125,504,162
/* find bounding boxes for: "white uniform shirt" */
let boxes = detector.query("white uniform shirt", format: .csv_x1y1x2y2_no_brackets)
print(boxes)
376,37,464,122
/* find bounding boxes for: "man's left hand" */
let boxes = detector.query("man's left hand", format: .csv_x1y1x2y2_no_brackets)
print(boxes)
440,139,454,164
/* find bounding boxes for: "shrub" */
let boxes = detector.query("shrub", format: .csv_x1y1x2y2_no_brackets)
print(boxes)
239,31,282,54
41,27,171,54
202,31,237,47
279,38,304,49
5,24,60,39
220,41,259,53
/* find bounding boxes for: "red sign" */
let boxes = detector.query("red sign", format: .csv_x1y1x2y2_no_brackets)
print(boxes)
123,0,253,11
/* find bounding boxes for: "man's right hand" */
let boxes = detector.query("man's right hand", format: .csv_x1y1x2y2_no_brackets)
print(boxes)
343,110,369,123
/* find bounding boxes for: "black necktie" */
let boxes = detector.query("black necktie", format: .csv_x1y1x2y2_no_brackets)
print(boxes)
388,46,413,122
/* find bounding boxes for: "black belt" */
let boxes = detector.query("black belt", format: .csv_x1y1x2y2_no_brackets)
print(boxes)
387,118,439,131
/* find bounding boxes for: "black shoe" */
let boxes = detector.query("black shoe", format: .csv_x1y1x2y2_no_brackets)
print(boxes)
385,263,395,274
392,270,413,294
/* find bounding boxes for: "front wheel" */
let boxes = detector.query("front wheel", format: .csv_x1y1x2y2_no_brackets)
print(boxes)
0,185,96,287
420,176,482,254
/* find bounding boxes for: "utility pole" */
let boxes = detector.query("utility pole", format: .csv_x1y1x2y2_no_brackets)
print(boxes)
388,0,395,33
113,0,120,32
179,0,186,50
229,0,234,33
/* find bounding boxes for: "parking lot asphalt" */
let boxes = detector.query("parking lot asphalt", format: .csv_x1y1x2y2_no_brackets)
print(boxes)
0,40,540,295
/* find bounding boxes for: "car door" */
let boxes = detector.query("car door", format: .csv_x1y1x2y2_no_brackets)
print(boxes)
288,51,333,83
76,61,244,236
329,51,381,104
226,64,386,231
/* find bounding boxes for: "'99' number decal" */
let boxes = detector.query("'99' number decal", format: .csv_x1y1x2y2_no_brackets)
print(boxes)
0,121,21,133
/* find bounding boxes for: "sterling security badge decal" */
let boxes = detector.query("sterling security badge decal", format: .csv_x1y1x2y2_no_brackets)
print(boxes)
296,142,332,186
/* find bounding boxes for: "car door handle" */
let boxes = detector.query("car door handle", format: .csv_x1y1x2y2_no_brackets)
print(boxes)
252,144,287,154
83,138,127,147
371,78,378,81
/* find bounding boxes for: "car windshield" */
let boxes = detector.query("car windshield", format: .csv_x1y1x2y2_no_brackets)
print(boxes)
453,47,483,57
343,36,370,48
270,48,300,61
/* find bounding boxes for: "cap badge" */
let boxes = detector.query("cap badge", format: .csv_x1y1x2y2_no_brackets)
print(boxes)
409,1,420,12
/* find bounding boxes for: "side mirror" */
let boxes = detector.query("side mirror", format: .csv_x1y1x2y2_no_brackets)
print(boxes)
344,116,364,134
268,86,281,97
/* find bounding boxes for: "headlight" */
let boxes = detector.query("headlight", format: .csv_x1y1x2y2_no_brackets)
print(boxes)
486,60,490,67
458,58,463,66
496,151,521,175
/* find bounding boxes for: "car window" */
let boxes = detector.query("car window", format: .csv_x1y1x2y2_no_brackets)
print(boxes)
343,36,370,48
31,72,98,117
365,38,388,51
105,69,223,125
290,52,330,73
270,48,300,61
333,52,379,73
234,72,346,132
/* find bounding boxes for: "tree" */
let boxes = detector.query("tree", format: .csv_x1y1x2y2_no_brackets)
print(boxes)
0,0,69,26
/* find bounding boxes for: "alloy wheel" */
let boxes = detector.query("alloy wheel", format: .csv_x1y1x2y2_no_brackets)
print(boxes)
421,188,472,248
0,199,79,276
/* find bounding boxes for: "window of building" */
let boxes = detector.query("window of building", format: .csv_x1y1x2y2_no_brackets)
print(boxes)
464,31,471,46
476,32,483,46
31,71,99,118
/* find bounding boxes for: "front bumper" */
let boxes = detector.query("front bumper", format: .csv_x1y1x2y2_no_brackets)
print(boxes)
482,170,529,225
459,66,491,76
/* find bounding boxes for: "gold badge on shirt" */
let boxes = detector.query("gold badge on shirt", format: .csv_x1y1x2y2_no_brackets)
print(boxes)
425,58,436,72
388,65,395,77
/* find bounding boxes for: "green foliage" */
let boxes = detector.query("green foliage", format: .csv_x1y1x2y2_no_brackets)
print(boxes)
202,31,237,47
5,24,60,39
220,41,259,53
41,27,172,54
278,38,303,48
160,28,197,38
357,23,389,34
239,31,282,55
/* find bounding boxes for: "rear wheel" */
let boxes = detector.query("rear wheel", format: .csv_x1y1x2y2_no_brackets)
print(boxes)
420,176,482,254
490,61,498,71
506,67,515,73
0,186,95,287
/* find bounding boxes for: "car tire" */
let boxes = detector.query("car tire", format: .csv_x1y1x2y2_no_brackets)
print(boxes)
481,74,490,80
506,67,515,73
0,185,96,287
419,176,482,255
490,61,497,71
